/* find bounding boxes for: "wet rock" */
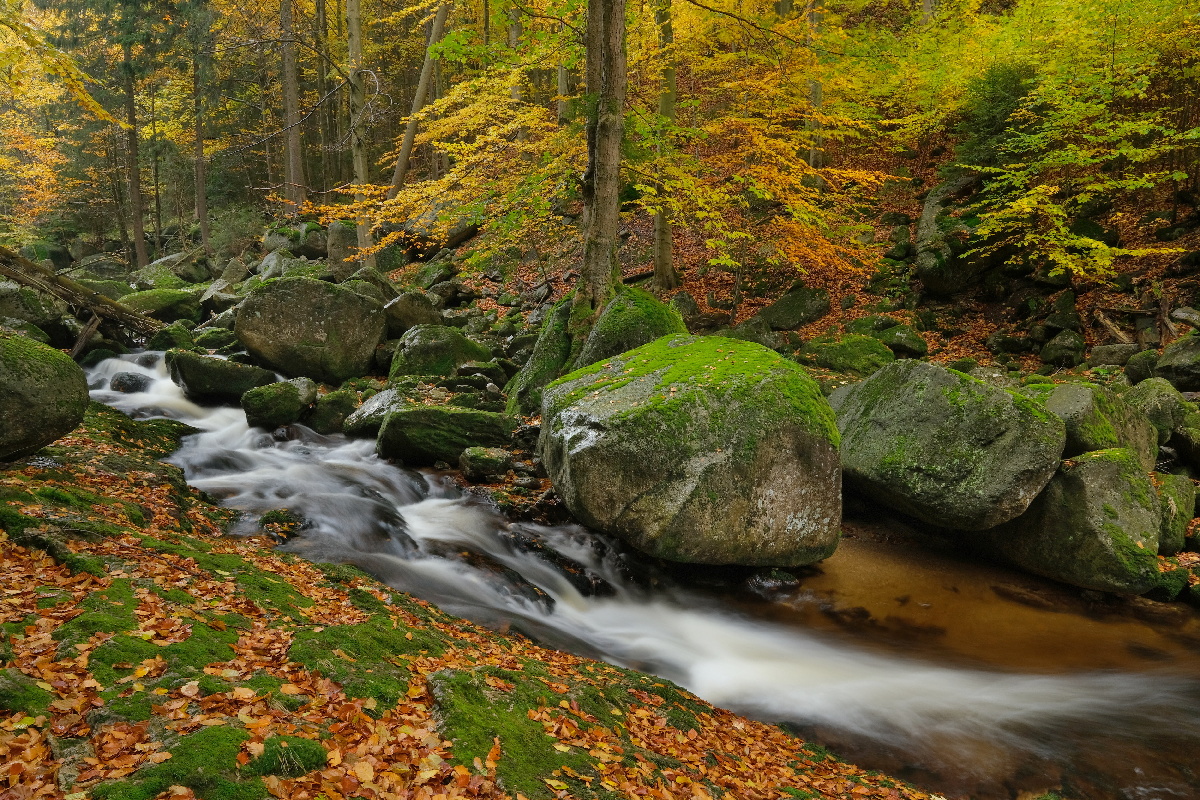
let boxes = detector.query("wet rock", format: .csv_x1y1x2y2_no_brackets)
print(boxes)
110,372,152,394
165,349,276,402
541,335,841,567
974,449,1162,595
236,277,385,384
344,388,412,438
241,378,317,430
834,360,1065,530
459,446,512,482
0,332,89,460
376,406,514,465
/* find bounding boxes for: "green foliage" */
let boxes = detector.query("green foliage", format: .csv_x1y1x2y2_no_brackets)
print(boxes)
953,62,1038,167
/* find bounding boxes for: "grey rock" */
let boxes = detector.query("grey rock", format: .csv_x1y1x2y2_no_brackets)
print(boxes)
835,360,1065,530
1088,343,1139,367
0,333,89,460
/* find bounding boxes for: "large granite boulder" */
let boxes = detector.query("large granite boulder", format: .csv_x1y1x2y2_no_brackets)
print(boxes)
235,277,385,384
0,333,89,460
914,174,981,297
0,280,68,327
1124,377,1191,445
1154,333,1200,391
376,406,513,464
832,361,1065,530
540,335,842,566
1019,382,1158,471
387,324,491,379
240,378,317,429
120,289,203,323
386,291,443,336
805,335,895,377
165,349,277,402
974,449,1162,595
574,287,687,369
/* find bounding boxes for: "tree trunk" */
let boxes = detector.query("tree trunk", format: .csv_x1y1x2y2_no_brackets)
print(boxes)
347,0,376,267
122,42,149,269
281,0,307,213
150,90,162,257
576,0,627,317
193,59,212,255
652,0,679,292
388,0,451,198
805,1,824,169
315,0,332,193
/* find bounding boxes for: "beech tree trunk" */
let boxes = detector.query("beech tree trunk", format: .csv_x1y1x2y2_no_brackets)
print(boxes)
388,1,451,197
281,0,307,213
122,42,149,268
193,60,212,254
576,0,627,318
652,0,679,292
347,0,376,266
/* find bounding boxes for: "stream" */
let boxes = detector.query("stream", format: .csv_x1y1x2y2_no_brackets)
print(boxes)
87,352,1200,800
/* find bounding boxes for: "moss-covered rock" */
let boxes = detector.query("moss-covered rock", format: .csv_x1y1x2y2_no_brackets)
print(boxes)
343,387,415,437
387,324,492,380
194,327,240,350
0,332,90,460
119,288,203,323
376,406,513,465
541,335,841,566
975,449,1162,595
147,322,197,351
805,334,895,378
304,388,359,434
0,280,68,327
459,446,512,482
1156,333,1200,391
1019,382,1158,470
76,277,134,300
1125,377,1191,445
235,277,386,384
1039,329,1086,367
1124,349,1158,384
505,300,572,416
386,291,444,336
165,349,277,403
1155,472,1195,556
573,286,687,369
755,282,831,330
833,360,1066,530
241,378,316,429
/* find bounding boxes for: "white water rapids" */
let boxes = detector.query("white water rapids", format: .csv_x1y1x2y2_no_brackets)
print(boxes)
87,353,1200,799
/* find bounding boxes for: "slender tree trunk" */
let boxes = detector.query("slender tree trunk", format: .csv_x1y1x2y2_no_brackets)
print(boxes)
652,0,679,292
508,8,523,102
150,90,162,257
347,0,376,267
920,0,935,25
281,0,307,213
122,42,149,268
388,1,451,197
109,146,130,260
805,1,824,169
315,0,332,193
556,52,571,124
193,59,212,254
576,0,627,317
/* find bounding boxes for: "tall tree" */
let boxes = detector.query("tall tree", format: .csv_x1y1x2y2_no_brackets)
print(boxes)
576,0,627,318
651,0,679,292
280,0,306,213
388,1,452,198
346,0,375,265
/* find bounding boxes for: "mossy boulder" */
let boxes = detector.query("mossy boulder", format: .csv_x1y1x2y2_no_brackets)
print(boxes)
1019,382,1158,471
574,286,687,369
1124,349,1158,384
241,378,317,429
0,280,68,327
76,277,134,300
1039,329,1086,367
505,301,573,417
914,175,981,297
755,282,832,330
540,335,841,566
1155,472,1195,556
805,335,895,378
388,324,492,380
386,291,444,336
147,322,197,352
459,446,512,482
376,406,514,465
135,252,210,287
1124,378,1191,445
1155,333,1200,391
304,388,359,434
343,387,415,437
974,449,1162,595
846,317,927,358
0,332,89,460
326,220,359,280
165,349,277,403
235,277,386,384
832,360,1066,530
120,288,203,323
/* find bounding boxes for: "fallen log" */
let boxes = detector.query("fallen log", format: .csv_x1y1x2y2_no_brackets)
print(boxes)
0,245,164,337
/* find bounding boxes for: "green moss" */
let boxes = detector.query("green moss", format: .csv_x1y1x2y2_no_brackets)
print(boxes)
573,286,687,370
54,579,138,649
547,335,839,448
90,726,263,800
0,667,55,717
245,735,328,778
506,299,573,415
803,335,895,378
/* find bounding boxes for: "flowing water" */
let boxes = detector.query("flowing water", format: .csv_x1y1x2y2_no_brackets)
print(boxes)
87,353,1200,800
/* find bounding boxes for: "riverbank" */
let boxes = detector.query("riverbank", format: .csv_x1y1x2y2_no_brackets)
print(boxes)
1,402,933,800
